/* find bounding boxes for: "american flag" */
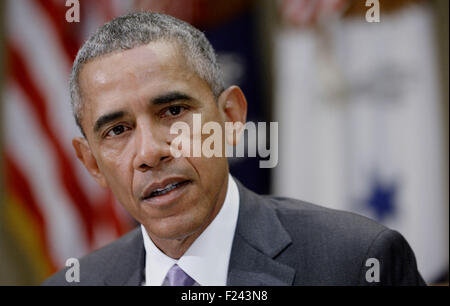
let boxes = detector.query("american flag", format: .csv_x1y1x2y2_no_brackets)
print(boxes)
3,0,135,283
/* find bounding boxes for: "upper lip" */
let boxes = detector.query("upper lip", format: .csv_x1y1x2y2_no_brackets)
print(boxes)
140,177,190,200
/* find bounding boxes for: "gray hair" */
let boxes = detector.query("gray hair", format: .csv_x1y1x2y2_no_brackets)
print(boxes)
70,12,224,135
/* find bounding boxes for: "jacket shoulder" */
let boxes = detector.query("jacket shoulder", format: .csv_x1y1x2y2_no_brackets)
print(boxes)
41,227,142,286
263,195,424,285
267,195,388,240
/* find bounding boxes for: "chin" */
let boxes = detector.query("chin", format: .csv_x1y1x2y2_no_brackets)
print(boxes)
145,214,205,241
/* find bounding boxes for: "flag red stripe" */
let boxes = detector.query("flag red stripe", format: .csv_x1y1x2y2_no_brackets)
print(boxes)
35,0,80,61
5,153,57,272
8,43,96,246
95,0,116,22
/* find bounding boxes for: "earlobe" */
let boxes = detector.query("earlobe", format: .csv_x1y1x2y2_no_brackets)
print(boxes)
72,137,108,188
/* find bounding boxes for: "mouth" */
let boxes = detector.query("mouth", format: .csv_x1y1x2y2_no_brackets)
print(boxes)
141,179,192,201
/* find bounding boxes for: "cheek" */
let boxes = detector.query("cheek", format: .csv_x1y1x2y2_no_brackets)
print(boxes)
184,107,228,185
98,147,135,196
187,155,227,191
99,139,135,171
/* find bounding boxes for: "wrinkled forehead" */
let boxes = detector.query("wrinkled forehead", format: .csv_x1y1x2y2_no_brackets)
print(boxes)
79,41,189,92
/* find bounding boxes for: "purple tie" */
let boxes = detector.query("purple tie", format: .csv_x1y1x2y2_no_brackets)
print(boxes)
164,264,196,286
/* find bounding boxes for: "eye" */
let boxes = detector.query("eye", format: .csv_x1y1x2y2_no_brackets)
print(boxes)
105,125,130,138
162,105,187,117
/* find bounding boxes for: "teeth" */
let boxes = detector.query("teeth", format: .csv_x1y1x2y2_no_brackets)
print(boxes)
154,183,176,193
150,182,180,197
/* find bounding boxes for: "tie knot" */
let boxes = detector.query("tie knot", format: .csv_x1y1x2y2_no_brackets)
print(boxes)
164,264,196,286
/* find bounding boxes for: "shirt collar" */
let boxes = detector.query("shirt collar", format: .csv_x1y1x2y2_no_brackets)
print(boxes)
141,174,240,286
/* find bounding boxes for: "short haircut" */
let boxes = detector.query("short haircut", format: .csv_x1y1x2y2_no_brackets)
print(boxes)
70,12,224,135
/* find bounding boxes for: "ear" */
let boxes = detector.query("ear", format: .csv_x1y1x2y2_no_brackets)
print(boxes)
72,137,108,188
217,86,248,146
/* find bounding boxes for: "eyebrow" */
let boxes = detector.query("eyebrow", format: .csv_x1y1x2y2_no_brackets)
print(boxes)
151,91,192,105
93,111,126,134
92,92,193,134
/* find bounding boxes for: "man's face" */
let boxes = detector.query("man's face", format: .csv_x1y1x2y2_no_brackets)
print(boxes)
76,41,231,241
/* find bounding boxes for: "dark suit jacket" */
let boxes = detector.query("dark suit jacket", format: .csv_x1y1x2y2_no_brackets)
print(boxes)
42,180,426,286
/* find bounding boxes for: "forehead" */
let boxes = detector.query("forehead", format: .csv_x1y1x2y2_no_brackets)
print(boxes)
79,41,190,94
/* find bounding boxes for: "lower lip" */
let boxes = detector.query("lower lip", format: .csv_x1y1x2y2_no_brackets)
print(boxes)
141,181,191,207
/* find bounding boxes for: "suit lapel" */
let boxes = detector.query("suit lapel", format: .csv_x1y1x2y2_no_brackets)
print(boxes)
227,180,296,286
227,233,296,285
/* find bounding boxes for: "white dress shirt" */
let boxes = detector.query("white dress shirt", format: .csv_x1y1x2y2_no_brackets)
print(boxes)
141,174,240,286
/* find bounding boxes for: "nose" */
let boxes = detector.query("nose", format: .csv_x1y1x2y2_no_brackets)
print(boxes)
133,121,172,172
